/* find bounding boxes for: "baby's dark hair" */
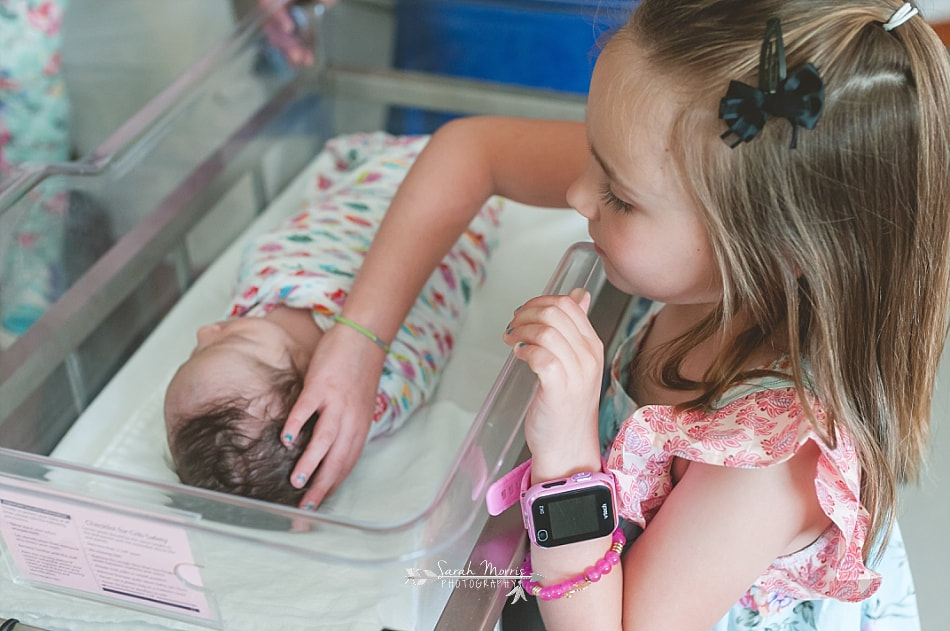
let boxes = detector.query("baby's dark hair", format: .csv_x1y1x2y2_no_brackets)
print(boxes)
168,366,314,506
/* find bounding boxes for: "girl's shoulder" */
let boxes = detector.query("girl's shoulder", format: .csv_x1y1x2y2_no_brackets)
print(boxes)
611,374,836,470
607,377,882,602
680,367,832,467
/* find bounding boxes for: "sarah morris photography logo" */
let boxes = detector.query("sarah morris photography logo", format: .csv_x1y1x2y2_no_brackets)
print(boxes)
405,560,543,604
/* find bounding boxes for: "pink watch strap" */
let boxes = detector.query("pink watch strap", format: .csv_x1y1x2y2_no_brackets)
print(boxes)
485,458,532,516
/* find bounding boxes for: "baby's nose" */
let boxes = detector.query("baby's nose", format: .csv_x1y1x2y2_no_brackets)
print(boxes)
195,323,223,347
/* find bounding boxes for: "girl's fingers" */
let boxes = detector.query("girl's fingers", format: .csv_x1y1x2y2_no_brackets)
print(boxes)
296,411,369,509
289,410,339,491
506,291,604,396
567,287,592,313
299,434,361,509
513,340,573,392
297,443,342,509
507,318,582,363
505,304,603,398
283,388,324,447
507,293,601,355
511,325,602,393
510,291,599,345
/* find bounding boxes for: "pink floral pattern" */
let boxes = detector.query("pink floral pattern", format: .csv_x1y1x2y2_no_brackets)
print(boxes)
1,0,72,344
603,304,881,604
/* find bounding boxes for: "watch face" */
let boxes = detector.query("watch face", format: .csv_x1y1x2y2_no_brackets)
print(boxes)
530,485,615,548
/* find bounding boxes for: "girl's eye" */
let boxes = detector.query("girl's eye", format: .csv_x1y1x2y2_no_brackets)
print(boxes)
599,182,634,214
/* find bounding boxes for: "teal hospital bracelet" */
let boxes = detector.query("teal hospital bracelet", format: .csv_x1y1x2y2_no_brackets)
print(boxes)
333,316,390,353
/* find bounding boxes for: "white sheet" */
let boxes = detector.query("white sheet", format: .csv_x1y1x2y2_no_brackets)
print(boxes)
1,145,590,630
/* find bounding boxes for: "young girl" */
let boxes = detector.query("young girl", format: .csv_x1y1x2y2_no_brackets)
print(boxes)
163,132,500,508
282,0,950,628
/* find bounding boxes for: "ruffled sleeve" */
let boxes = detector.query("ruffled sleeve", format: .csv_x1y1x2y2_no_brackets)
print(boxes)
605,384,881,602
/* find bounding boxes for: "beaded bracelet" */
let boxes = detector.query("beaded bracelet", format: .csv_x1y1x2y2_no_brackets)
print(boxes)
332,315,390,353
521,527,626,601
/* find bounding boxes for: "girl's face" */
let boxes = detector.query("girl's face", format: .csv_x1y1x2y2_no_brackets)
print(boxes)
163,317,297,430
567,41,721,307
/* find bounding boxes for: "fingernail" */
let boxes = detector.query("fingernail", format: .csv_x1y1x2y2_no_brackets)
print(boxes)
283,433,294,444
515,305,522,312
294,474,307,486
518,342,526,348
506,327,513,335
304,502,316,511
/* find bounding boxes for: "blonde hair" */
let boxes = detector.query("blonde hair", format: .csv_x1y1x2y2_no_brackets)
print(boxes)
616,0,950,558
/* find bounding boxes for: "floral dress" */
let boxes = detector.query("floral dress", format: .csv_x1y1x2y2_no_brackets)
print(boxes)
228,132,502,439
601,298,920,630
0,0,70,346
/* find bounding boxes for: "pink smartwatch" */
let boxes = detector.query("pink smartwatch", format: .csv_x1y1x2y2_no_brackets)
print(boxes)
486,459,618,548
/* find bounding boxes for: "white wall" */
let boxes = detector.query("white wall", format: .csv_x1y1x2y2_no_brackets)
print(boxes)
921,0,950,22
62,0,237,157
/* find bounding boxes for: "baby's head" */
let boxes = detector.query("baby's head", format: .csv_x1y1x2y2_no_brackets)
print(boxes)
164,318,313,506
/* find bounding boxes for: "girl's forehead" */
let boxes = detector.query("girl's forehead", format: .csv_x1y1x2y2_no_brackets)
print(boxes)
588,43,688,196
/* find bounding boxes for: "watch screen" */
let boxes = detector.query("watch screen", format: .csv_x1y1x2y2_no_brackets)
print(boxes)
531,484,615,547
547,494,599,539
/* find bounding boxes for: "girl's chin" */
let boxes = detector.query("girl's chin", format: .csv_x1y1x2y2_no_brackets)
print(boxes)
599,266,637,297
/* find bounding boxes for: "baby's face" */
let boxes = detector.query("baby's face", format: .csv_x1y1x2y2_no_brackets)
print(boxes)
164,317,298,432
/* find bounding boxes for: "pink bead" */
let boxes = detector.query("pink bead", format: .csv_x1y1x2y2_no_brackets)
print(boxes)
518,528,628,601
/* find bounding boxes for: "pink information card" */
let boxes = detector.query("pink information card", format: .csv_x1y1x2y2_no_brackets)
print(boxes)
0,481,215,624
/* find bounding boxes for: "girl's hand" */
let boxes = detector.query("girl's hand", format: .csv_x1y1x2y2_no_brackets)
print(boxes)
504,288,604,481
281,322,386,509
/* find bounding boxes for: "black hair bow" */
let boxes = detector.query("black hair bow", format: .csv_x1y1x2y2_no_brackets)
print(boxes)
718,19,825,149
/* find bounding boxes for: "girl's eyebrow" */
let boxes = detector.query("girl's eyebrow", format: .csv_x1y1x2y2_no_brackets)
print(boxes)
589,140,640,201
588,140,617,181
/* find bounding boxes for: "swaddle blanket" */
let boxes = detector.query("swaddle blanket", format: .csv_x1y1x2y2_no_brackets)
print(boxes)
227,133,501,439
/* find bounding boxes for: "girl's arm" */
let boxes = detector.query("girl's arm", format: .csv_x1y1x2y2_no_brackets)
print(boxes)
284,117,589,508
339,116,589,346
505,293,831,630
532,446,827,631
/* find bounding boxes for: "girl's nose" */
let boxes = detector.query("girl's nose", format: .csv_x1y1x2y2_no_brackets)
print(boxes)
566,162,599,221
